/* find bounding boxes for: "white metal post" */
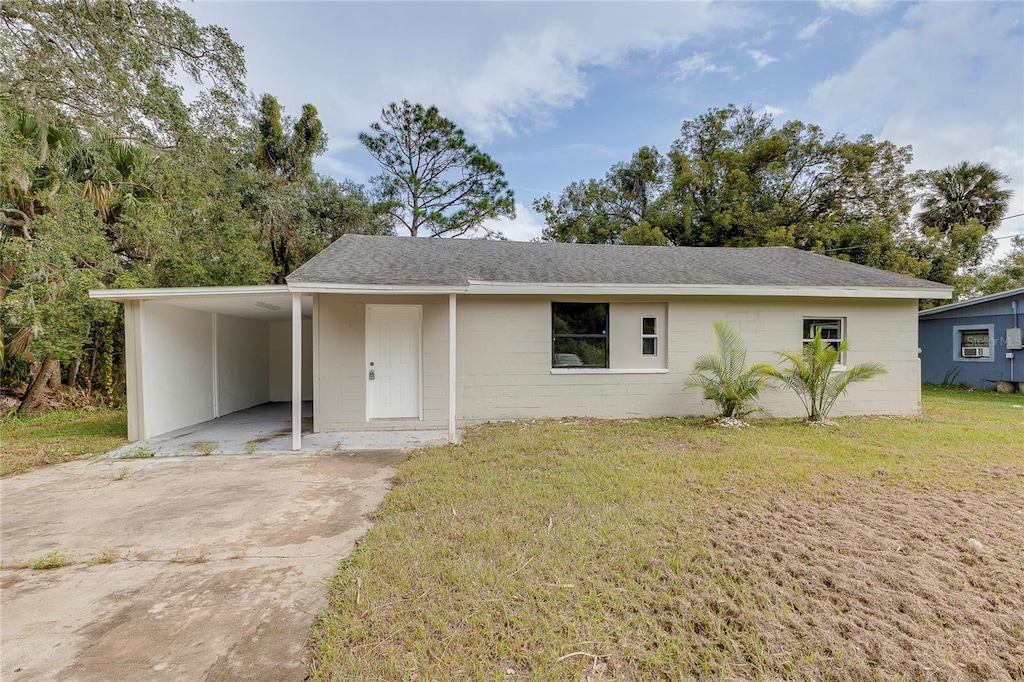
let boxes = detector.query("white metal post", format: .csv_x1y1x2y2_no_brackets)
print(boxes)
291,293,302,451
211,313,219,419
448,293,457,444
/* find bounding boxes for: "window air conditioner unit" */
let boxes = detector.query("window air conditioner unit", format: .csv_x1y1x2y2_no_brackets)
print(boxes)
963,347,990,358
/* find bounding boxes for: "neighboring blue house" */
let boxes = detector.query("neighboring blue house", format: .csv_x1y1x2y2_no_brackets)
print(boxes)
919,287,1024,389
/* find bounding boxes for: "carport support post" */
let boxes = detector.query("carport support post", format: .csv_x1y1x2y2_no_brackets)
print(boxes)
291,293,302,451
448,293,457,444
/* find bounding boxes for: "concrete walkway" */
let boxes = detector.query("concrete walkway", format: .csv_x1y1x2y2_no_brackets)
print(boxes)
103,402,450,457
0,451,406,681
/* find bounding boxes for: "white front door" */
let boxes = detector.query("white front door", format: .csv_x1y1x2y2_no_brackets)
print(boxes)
366,305,421,419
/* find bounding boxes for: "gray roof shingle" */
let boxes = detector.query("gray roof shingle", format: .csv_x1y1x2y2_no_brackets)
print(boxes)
287,234,949,291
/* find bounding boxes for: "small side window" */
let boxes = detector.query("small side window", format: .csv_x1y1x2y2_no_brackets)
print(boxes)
642,317,658,357
803,318,845,365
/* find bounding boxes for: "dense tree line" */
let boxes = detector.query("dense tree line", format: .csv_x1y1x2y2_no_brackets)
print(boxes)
535,104,1016,298
1,1,390,414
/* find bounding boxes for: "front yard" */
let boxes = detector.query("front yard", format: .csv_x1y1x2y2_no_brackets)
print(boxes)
310,387,1023,680
0,409,127,477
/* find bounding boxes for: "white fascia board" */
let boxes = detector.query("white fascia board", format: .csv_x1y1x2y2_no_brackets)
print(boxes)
463,280,952,299
286,282,468,294
93,281,952,300
89,285,289,301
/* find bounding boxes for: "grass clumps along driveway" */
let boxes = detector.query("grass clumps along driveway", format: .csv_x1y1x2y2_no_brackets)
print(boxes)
0,409,127,477
310,386,1024,681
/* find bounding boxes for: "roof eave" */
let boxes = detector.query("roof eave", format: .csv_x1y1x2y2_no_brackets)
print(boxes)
285,282,469,294
286,280,951,299
89,284,290,301
918,286,1024,316
464,281,950,299
90,281,952,301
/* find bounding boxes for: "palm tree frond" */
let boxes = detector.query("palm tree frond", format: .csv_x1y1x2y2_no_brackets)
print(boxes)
685,321,770,419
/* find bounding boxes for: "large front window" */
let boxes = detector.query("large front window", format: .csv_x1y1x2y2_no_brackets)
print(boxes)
552,302,608,368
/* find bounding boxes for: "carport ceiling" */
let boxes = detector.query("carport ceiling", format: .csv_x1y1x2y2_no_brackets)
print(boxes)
155,294,311,321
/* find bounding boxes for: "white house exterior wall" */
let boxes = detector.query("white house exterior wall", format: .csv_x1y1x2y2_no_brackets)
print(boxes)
140,301,216,438
216,314,271,415
313,293,921,430
457,295,919,419
665,296,920,417
314,294,451,432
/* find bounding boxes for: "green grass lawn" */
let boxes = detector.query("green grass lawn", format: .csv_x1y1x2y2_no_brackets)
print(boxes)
310,386,1024,681
0,409,127,477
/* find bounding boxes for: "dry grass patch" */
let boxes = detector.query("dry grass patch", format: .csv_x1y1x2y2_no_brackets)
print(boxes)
1,409,127,476
309,387,1023,680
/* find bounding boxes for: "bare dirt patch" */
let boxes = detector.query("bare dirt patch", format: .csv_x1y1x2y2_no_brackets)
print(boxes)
695,482,1024,680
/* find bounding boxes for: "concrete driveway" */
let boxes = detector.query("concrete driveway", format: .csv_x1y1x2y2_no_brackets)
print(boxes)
0,451,405,681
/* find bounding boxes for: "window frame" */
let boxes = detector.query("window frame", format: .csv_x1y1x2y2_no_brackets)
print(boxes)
953,324,995,363
551,302,610,369
802,317,846,366
641,316,658,357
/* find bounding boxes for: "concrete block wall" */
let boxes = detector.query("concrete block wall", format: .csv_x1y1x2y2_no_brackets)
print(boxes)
312,293,921,430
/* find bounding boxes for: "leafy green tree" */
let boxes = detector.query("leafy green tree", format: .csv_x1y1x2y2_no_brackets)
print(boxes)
1,98,274,411
536,147,668,245
303,177,393,244
360,100,515,237
2,103,156,409
246,94,328,282
3,181,119,415
914,161,1013,291
917,161,1013,236
538,105,925,276
767,332,887,423
1,0,245,143
684,321,774,419
662,105,917,270
973,236,1024,295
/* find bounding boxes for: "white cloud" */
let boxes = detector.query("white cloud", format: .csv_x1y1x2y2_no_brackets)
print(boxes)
673,52,731,81
483,202,547,242
188,3,755,146
819,0,888,16
797,16,828,40
747,49,778,69
759,105,787,119
415,6,754,142
809,2,1024,257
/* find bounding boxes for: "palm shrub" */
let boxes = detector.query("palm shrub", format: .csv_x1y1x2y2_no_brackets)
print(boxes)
767,331,887,422
684,321,774,419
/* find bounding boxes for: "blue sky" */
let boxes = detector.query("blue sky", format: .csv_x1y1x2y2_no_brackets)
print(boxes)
188,1,1024,253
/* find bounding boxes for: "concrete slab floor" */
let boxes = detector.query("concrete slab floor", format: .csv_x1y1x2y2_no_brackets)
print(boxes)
103,402,452,457
0,450,406,681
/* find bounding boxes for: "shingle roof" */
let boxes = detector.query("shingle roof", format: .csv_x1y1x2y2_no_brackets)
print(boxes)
287,234,949,291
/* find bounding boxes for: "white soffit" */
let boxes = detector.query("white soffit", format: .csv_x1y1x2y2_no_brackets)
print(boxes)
89,286,310,321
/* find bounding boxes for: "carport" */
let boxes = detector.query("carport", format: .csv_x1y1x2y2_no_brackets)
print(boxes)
90,286,312,450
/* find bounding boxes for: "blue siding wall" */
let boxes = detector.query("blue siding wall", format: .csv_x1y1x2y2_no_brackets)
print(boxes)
919,293,1023,387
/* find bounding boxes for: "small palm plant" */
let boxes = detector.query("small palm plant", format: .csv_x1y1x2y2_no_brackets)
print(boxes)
768,331,887,423
684,321,774,419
